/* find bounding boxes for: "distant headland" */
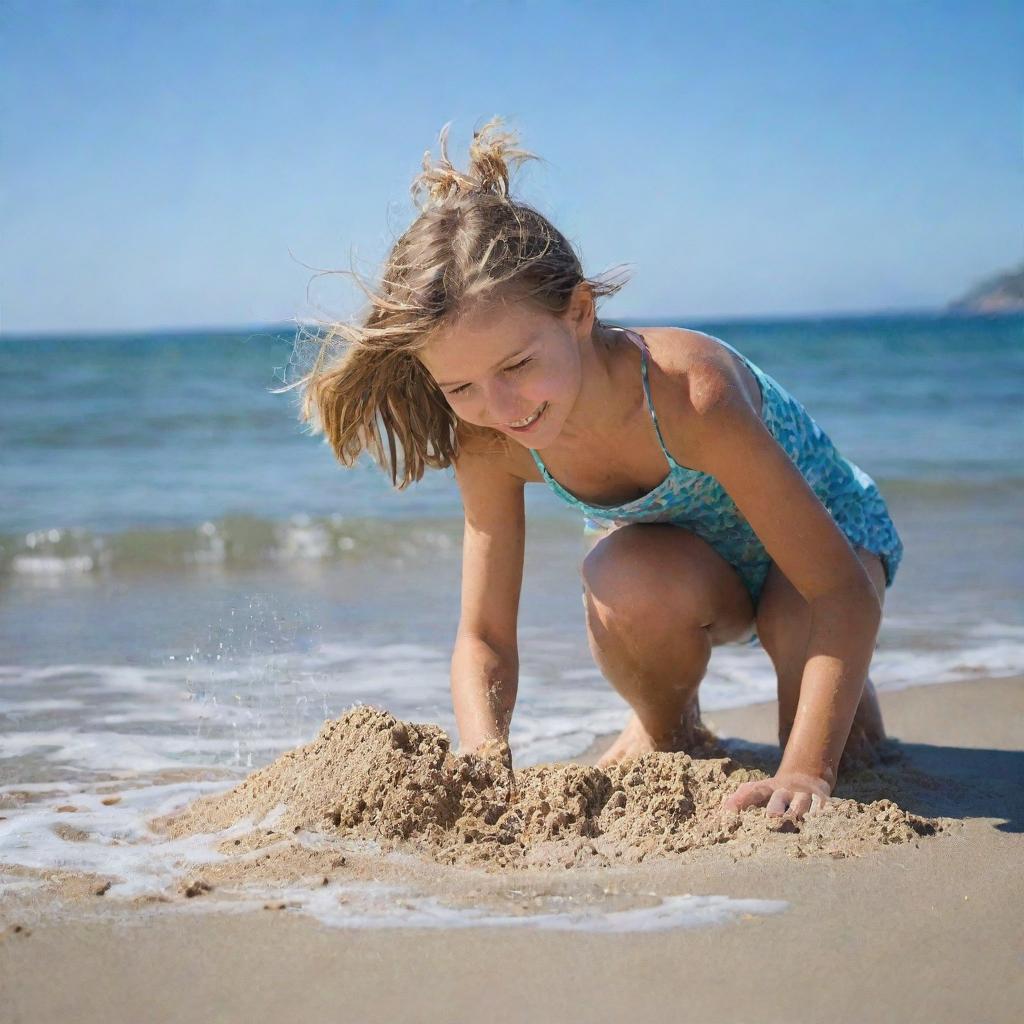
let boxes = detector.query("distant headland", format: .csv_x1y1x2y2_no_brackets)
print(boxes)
948,262,1024,313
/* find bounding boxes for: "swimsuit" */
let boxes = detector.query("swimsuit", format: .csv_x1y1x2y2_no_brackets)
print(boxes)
529,328,904,645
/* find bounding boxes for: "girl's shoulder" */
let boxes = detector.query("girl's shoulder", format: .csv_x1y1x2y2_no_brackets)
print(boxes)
636,326,766,467
642,325,762,415
640,326,747,381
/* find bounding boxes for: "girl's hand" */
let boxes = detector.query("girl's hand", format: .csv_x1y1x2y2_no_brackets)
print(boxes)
721,770,831,820
460,737,514,771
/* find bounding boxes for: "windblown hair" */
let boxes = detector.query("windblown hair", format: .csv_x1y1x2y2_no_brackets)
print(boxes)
283,116,630,488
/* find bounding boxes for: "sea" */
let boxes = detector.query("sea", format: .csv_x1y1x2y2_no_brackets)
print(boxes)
1,312,1021,916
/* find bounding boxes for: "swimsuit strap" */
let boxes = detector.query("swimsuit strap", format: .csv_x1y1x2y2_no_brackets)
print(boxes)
619,328,683,471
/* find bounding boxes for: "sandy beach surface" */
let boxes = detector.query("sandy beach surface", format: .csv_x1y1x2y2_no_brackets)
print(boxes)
2,674,1021,1024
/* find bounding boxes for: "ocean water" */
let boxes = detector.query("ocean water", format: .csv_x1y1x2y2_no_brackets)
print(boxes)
0,313,1022,903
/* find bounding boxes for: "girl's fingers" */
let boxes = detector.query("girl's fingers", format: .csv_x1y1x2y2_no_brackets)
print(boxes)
721,783,750,812
721,788,744,812
723,780,771,811
787,792,813,820
765,788,792,816
722,782,828,819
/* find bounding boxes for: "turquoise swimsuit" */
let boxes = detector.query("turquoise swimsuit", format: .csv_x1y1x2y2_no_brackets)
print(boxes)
530,328,903,640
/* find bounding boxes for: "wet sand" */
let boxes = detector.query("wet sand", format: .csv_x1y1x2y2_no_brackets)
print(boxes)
1,675,1021,1023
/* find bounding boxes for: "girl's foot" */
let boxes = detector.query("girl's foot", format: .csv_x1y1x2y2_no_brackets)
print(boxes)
596,710,715,768
779,678,888,772
838,713,888,771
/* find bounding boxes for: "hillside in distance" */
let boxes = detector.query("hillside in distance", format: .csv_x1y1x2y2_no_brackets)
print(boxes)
948,263,1024,313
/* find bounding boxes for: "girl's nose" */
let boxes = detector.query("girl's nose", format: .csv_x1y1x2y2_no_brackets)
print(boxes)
484,379,526,425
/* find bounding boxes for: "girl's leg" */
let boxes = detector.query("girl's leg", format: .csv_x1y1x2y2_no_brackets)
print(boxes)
755,546,888,765
581,523,756,767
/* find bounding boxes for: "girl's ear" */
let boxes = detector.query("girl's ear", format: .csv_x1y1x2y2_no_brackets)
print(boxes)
565,281,596,339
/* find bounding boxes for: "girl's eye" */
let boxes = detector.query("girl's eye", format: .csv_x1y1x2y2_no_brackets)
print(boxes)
448,357,532,397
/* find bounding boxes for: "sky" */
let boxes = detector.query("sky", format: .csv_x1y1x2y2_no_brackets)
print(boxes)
2,0,1021,334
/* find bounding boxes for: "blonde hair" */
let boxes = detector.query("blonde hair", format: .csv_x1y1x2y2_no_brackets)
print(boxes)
285,117,630,489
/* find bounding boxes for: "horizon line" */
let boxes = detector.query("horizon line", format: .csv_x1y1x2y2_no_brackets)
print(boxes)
2,303,1020,341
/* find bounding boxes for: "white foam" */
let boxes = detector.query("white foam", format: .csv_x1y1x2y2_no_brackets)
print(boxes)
12,554,97,574
1,623,1021,779
0,729,298,773
0,697,84,714
243,883,789,933
965,620,1024,639
0,770,789,935
0,779,260,899
869,642,1024,690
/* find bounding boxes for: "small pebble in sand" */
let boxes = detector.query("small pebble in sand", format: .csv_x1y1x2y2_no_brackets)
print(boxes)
93,881,112,896
181,879,212,898
101,796,122,806
55,805,78,813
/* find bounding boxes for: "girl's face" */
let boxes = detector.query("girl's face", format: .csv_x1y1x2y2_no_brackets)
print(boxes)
419,298,586,447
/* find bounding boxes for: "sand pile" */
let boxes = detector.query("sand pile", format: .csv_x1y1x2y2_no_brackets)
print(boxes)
158,707,941,870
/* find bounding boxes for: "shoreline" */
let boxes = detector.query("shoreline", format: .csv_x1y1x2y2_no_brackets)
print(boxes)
2,673,1021,1022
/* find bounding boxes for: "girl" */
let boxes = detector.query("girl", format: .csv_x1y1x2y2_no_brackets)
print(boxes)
294,118,903,820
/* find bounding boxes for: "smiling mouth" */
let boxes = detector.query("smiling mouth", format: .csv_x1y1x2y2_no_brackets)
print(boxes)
505,402,548,431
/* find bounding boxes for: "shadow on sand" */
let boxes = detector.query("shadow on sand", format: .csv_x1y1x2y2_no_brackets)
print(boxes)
719,735,1024,834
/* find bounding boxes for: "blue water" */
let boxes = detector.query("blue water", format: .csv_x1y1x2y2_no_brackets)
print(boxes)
2,313,1021,538
0,312,1021,789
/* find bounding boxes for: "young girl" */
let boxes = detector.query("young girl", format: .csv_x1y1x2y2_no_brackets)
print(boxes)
295,118,903,821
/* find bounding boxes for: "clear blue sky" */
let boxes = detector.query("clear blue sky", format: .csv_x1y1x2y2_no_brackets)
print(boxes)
3,0,1021,334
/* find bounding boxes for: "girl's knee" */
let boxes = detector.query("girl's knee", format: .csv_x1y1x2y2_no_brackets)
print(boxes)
583,526,650,595
582,566,673,637
585,528,729,630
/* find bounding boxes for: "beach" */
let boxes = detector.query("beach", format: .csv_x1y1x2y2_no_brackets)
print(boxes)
5,0,1021,1016
2,674,1021,1023
1,315,1021,1021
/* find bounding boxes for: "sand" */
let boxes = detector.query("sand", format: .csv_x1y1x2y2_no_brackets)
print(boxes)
156,705,939,875
1,675,1022,1023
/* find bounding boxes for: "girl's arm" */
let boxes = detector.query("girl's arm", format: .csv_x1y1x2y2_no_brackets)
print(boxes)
656,354,882,811
450,445,526,753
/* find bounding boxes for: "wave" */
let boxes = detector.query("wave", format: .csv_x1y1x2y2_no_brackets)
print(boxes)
2,473,1020,577
0,514,472,576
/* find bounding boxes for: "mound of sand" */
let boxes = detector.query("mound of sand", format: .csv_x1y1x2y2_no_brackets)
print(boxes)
158,707,940,870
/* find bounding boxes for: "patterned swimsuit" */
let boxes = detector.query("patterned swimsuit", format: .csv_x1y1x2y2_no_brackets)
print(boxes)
529,328,903,641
